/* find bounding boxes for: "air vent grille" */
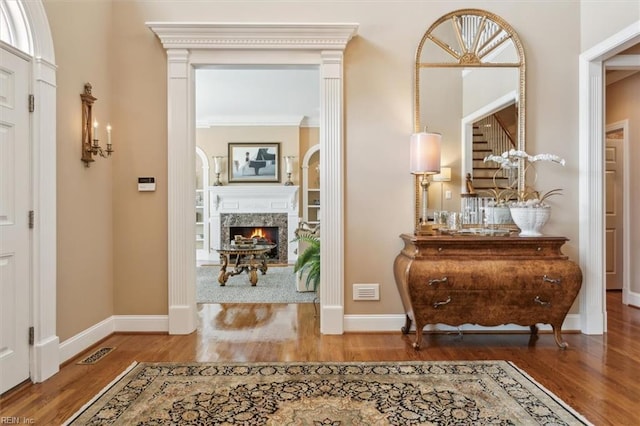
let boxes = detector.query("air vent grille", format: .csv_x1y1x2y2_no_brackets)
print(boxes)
353,283,380,301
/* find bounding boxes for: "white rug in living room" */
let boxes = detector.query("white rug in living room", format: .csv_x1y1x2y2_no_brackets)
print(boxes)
196,265,316,304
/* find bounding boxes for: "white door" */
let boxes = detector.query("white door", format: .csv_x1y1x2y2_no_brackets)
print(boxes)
605,131,624,290
0,45,31,394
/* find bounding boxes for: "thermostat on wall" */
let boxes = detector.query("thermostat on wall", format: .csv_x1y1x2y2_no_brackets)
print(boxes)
138,177,156,192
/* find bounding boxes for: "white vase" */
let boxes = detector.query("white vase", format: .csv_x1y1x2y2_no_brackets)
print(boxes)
484,206,513,225
509,206,551,237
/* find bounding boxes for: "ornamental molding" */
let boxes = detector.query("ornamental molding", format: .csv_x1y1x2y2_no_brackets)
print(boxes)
146,22,359,50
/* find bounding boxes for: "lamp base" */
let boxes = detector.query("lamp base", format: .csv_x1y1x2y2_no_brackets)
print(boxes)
414,221,436,236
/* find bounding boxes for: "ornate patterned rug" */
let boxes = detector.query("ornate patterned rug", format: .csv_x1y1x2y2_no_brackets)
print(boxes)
64,361,592,425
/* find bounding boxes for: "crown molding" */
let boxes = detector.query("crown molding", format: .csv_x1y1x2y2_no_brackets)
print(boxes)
196,115,305,127
146,22,359,50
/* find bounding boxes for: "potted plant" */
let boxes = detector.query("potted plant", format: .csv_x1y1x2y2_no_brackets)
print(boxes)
484,149,565,236
293,224,320,293
482,187,516,225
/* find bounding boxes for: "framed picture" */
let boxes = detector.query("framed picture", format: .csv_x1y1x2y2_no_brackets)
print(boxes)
228,142,281,183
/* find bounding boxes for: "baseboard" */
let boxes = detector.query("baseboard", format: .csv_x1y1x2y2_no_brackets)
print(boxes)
31,335,60,383
59,317,115,363
113,315,169,332
625,289,640,307
59,315,169,364
343,314,582,333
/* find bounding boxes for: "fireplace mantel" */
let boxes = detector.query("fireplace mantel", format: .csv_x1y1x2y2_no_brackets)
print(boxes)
208,185,299,262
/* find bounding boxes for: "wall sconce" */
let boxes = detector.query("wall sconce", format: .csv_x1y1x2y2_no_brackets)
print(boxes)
410,132,441,235
212,156,224,186
284,156,295,186
432,166,451,211
81,83,113,167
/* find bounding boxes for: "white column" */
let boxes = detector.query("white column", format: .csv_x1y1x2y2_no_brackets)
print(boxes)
578,58,605,334
319,51,345,334
167,49,197,334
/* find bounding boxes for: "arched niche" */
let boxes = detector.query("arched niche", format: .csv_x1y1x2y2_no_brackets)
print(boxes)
147,22,358,335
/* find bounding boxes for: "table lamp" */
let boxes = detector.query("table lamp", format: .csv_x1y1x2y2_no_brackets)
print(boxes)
410,132,441,235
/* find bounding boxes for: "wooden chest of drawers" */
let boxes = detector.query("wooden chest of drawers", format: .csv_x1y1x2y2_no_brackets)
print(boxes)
393,233,582,349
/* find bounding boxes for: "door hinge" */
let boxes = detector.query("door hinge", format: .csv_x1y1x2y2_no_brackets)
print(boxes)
28,94,35,112
28,210,34,229
29,327,34,345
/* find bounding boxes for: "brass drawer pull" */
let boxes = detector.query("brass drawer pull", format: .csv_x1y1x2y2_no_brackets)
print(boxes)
542,275,562,284
428,277,449,286
433,296,452,308
534,296,551,306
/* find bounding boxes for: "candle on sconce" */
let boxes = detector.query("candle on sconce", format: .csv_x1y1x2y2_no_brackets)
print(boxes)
93,120,98,139
106,124,112,146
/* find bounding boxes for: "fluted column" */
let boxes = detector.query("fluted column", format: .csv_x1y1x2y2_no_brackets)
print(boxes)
319,51,345,334
167,49,197,334
578,59,605,335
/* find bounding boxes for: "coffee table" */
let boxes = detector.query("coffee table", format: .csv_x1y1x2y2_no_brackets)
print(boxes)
215,244,276,286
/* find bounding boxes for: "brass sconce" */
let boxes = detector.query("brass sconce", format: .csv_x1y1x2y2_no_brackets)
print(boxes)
81,83,113,167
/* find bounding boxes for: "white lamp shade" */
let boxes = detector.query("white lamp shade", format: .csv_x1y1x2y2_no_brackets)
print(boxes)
213,156,223,174
284,156,293,174
432,166,451,182
410,132,441,174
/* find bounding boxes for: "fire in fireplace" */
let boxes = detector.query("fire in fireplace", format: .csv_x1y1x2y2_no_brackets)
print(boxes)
229,226,279,259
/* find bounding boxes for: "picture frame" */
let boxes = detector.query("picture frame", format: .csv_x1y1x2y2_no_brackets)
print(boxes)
228,142,281,183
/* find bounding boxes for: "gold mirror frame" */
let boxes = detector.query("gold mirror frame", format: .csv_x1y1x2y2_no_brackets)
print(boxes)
413,9,526,227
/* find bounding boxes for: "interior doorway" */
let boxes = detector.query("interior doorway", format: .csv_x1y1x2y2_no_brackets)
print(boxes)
579,22,639,335
603,122,627,297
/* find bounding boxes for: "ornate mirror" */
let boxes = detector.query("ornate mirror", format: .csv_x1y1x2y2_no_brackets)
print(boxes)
414,9,525,225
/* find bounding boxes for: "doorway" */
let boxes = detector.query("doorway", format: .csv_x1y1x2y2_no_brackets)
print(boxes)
0,0,59,386
148,22,358,334
579,22,640,334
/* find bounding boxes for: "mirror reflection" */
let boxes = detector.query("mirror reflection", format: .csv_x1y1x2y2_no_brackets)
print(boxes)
415,9,526,225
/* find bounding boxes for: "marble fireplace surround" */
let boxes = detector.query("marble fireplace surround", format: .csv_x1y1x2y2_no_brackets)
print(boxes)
210,186,299,263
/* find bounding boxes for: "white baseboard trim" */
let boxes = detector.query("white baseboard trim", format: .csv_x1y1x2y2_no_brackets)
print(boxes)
59,317,115,363
626,290,640,307
113,315,169,333
31,335,60,383
321,304,344,335
343,314,582,333
59,315,169,364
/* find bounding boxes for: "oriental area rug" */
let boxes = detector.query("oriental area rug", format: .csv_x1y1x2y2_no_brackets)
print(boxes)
64,361,592,425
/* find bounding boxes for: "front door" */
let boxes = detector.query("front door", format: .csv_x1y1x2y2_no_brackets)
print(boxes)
0,44,31,394
605,128,624,290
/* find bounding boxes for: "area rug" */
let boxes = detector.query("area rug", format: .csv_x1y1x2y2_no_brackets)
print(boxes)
197,265,316,304
64,361,592,425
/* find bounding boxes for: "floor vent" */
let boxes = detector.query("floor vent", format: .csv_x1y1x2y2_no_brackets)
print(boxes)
77,347,116,365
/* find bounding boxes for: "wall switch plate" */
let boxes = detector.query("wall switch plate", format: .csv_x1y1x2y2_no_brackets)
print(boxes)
138,177,156,191
445,190,452,200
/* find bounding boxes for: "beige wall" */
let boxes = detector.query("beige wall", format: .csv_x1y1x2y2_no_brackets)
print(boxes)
581,0,640,51
45,0,115,341
606,72,640,293
45,0,637,340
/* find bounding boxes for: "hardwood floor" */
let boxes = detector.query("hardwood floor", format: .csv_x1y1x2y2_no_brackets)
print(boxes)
1,292,638,425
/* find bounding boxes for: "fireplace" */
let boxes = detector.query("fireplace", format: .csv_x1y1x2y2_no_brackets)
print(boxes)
208,186,299,263
228,226,279,260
